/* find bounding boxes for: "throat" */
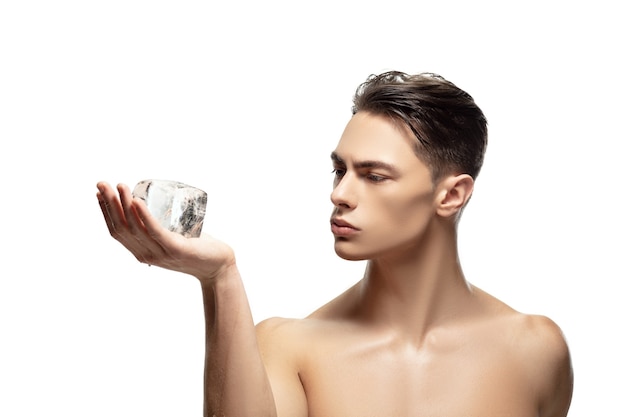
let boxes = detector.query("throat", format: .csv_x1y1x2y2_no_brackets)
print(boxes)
354,257,474,339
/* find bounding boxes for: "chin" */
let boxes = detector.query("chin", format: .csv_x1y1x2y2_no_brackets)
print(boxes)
334,245,370,262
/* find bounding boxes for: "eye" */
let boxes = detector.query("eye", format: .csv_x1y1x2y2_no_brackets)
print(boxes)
332,168,346,178
366,173,387,183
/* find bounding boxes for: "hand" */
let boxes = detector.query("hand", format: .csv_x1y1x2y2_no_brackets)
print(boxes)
96,181,236,283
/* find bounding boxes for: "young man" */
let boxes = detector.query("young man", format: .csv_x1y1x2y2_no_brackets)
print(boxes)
97,71,574,417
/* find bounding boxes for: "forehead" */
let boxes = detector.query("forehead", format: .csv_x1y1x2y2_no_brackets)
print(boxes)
333,112,425,170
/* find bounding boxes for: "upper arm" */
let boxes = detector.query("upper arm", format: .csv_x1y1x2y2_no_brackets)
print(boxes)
517,315,574,417
256,318,309,417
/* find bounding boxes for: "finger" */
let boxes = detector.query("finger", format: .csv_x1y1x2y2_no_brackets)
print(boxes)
97,190,116,236
118,183,144,234
97,183,150,256
132,197,188,261
98,182,170,268
116,184,170,263
96,182,128,236
132,196,177,244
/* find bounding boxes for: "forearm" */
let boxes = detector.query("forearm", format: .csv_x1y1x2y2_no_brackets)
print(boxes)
201,266,277,417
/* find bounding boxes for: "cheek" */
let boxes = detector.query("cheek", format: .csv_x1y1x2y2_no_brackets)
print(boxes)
334,197,434,261
370,191,435,240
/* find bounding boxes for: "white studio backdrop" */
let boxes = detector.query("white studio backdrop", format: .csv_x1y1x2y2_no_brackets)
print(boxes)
1,1,623,416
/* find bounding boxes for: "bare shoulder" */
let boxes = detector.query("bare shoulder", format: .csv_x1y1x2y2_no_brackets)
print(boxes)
256,315,302,335
472,288,574,416
255,316,328,364
255,315,335,348
255,317,311,416
488,308,574,416
255,316,307,354
505,314,573,385
507,314,570,360
475,288,571,364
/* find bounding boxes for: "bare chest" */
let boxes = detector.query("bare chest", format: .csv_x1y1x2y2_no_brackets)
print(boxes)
299,339,536,417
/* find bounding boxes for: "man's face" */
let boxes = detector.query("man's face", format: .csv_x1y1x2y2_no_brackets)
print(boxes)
330,112,437,261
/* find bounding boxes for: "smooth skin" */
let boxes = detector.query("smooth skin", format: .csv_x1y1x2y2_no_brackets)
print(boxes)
97,111,573,417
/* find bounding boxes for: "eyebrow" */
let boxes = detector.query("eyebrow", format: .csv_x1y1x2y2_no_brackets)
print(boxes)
330,152,400,175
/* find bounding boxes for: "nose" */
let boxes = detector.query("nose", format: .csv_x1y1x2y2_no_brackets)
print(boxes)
330,174,356,209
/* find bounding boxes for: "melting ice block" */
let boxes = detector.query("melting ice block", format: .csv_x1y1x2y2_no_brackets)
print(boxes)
132,179,207,238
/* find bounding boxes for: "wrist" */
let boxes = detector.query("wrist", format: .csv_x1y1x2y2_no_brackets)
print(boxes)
197,259,239,287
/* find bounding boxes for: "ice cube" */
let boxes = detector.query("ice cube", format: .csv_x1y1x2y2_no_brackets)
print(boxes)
132,179,207,238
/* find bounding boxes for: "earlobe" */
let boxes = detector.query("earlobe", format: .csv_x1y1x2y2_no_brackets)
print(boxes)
436,174,474,218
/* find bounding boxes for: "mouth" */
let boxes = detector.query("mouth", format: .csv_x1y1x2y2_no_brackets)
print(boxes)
330,218,360,236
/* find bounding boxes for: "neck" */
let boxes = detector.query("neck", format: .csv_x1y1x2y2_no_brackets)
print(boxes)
354,224,475,342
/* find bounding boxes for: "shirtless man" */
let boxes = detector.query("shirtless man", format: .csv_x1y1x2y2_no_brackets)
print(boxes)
96,71,574,416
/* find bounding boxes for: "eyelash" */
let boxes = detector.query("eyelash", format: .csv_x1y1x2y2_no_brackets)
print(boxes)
367,174,386,182
331,168,346,178
332,168,386,183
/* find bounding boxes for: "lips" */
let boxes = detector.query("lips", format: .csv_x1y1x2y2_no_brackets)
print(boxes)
331,218,357,228
330,218,360,236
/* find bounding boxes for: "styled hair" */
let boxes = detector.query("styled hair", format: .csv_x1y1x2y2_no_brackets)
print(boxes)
352,71,488,182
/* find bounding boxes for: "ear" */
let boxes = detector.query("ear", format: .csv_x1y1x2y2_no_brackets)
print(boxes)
435,174,474,218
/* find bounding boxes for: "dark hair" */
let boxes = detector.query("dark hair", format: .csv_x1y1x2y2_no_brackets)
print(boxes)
352,71,488,182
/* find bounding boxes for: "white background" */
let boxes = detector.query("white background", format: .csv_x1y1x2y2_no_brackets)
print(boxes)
1,1,623,415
